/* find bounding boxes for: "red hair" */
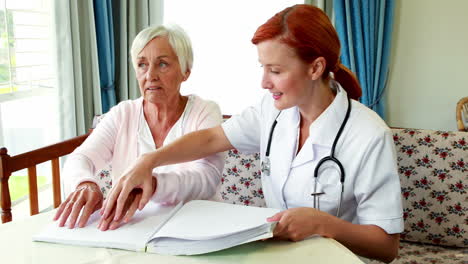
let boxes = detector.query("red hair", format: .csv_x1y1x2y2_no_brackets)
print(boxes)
252,4,361,100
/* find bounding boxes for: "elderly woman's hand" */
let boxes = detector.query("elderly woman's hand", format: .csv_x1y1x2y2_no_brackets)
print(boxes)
53,182,103,228
100,153,157,225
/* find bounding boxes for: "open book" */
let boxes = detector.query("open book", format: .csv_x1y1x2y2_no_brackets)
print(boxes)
33,200,280,255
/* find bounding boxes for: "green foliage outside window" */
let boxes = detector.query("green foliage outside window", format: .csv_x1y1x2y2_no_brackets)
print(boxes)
9,175,48,201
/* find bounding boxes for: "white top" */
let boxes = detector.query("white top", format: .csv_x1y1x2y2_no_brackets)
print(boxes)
137,95,193,159
222,81,404,234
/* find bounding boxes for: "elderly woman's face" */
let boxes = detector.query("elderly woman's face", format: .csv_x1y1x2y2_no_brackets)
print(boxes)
135,36,187,104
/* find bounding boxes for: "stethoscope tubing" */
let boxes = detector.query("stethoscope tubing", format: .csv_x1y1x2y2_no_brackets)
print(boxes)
264,93,352,217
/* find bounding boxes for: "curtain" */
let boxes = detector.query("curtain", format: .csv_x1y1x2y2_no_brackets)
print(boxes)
334,0,395,118
94,0,116,113
53,0,102,139
305,0,334,21
53,0,163,140
112,0,163,102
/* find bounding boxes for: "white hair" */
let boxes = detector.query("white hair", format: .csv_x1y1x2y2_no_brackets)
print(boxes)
130,24,193,75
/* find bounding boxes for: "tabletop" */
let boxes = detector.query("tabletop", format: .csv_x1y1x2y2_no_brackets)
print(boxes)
0,210,364,264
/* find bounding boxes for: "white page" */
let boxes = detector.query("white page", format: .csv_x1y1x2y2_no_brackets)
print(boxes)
33,202,178,251
148,224,274,255
152,200,280,240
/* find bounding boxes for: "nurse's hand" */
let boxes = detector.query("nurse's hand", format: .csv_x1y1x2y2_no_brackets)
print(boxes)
267,207,338,241
97,188,143,231
53,181,103,228
100,154,156,222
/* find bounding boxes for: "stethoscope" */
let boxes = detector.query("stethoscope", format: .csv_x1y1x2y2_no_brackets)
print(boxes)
260,94,352,217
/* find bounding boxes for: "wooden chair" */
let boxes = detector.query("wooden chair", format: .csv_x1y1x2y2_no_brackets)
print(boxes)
0,133,90,223
456,97,468,131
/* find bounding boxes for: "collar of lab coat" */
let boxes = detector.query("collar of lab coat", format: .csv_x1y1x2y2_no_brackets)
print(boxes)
291,82,350,168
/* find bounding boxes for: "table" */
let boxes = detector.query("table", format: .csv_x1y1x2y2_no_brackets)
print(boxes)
1,211,364,264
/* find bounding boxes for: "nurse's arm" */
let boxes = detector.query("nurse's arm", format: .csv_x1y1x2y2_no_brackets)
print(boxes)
143,125,233,169
329,219,400,263
102,126,233,220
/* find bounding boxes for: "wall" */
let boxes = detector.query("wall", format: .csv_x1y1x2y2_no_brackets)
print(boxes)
385,0,468,131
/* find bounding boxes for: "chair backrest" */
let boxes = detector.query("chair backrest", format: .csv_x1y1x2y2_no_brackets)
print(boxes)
0,133,90,223
456,96,468,131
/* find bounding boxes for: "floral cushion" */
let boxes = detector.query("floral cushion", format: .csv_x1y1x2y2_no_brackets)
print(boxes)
393,129,467,248
95,164,112,198
368,241,468,264
219,149,266,207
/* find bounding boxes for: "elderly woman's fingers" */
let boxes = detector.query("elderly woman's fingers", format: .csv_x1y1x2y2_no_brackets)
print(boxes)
56,191,80,227
67,198,86,229
58,198,75,227
53,195,72,221
54,182,104,229
78,197,103,228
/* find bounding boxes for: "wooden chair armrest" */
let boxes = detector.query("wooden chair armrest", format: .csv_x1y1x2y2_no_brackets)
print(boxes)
1,132,90,223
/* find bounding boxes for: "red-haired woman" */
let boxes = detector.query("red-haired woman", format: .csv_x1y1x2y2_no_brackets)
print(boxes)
101,5,403,263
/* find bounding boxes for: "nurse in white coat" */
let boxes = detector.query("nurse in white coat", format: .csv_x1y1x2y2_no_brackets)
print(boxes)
102,4,403,263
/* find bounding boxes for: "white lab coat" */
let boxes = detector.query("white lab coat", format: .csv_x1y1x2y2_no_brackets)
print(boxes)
222,82,404,234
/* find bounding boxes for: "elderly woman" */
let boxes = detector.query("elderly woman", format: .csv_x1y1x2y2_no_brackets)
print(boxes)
53,24,224,230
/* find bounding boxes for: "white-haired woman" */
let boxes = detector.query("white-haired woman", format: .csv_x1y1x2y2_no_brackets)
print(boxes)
53,25,224,230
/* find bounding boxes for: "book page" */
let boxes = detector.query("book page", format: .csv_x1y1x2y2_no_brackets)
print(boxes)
147,223,274,255
33,202,178,251
151,200,280,240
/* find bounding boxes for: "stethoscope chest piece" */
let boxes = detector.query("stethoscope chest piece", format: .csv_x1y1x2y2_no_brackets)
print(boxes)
261,157,271,176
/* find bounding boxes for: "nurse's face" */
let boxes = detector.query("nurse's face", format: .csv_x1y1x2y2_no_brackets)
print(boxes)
257,39,313,110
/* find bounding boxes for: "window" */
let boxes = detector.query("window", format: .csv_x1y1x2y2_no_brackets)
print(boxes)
0,0,55,102
0,0,58,214
164,1,301,115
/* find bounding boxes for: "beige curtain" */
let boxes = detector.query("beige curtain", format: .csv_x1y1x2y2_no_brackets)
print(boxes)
113,0,163,102
53,0,163,141
53,0,102,139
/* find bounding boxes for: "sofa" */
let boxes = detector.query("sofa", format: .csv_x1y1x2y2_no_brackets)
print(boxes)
95,128,467,263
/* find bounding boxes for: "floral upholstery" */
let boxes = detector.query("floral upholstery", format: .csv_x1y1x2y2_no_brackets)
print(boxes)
368,242,468,264
393,128,467,248
95,164,112,198
219,149,266,207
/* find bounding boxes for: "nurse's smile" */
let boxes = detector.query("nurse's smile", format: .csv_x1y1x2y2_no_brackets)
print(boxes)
272,92,283,100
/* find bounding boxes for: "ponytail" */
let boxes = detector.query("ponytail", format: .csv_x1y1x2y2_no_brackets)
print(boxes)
333,64,362,100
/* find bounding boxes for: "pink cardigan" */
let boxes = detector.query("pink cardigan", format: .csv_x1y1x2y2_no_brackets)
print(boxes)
64,95,224,204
